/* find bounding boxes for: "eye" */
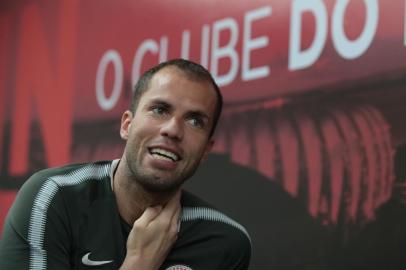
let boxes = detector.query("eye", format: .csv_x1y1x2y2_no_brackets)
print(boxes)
151,105,167,116
188,117,205,129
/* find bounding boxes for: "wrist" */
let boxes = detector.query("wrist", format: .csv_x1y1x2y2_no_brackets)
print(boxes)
119,254,158,270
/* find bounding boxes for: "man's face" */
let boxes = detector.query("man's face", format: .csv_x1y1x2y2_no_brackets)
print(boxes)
120,67,217,192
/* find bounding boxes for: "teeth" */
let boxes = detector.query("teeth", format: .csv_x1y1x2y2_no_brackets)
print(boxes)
150,148,179,161
152,154,173,161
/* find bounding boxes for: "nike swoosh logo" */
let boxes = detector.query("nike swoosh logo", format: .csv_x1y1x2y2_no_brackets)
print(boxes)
82,252,113,266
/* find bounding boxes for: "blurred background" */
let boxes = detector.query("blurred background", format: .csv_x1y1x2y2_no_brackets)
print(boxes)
1,0,406,269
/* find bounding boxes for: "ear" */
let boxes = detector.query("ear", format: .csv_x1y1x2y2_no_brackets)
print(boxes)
201,139,214,162
120,110,133,140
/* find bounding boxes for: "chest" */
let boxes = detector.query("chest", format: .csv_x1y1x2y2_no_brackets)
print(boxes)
69,202,228,270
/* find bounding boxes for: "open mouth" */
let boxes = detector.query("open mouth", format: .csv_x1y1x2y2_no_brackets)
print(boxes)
149,147,181,162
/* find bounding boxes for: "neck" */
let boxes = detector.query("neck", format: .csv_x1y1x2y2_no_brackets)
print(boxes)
112,159,175,225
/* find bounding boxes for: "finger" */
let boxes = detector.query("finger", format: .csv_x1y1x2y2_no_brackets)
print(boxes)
163,205,181,245
150,191,181,230
167,194,182,235
172,205,182,233
163,190,182,215
134,206,162,227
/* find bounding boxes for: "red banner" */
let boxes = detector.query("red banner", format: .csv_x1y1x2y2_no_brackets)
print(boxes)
1,1,406,268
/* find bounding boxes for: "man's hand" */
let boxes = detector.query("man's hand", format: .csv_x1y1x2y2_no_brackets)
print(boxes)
119,191,181,270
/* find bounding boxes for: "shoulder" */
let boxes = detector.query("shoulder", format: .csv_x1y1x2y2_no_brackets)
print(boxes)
181,190,250,238
180,190,252,262
9,161,113,220
0,161,116,269
21,160,112,192
31,160,112,184
4,161,114,236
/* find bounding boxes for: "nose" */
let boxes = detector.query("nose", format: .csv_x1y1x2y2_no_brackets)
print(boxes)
160,117,184,141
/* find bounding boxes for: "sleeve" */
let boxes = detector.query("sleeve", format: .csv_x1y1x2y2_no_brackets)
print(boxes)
231,233,252,270
0,171,72,270
220,227,252,270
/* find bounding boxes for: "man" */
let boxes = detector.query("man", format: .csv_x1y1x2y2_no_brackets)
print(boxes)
0,59,251,269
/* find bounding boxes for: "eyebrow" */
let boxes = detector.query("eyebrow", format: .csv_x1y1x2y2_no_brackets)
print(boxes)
149,99,171,108
149,98,210,121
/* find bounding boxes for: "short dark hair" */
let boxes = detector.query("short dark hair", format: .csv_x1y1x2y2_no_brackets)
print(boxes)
131,59,223,137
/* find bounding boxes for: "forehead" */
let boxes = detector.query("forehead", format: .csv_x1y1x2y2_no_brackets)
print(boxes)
139,67,217,116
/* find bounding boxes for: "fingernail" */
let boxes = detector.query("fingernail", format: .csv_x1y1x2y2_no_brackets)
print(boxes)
177,218,181,232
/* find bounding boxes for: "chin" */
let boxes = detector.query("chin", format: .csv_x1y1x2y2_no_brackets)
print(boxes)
137,176,184,193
